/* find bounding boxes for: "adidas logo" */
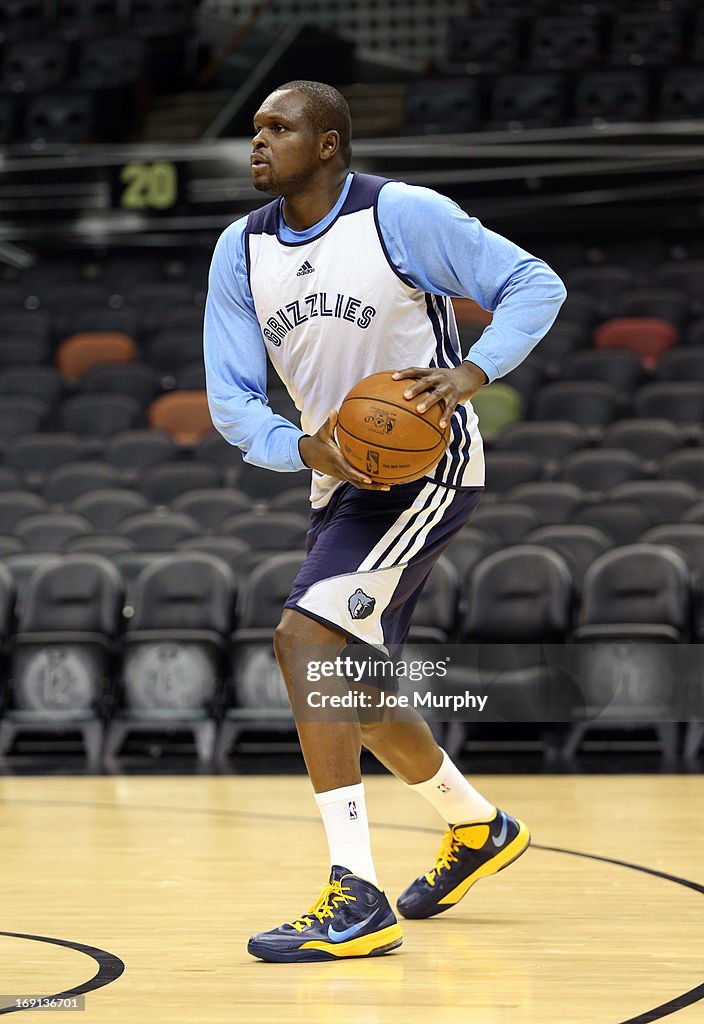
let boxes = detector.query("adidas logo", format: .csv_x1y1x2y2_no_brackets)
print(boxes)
296,260,315,276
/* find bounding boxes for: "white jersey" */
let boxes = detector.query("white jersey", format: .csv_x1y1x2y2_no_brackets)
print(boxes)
245,172,484,507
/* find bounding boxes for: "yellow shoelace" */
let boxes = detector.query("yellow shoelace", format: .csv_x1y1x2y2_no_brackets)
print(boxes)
425,828,460,887
290,879,357,932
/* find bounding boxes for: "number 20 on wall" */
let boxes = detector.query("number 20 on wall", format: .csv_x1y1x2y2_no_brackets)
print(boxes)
117,161,180,211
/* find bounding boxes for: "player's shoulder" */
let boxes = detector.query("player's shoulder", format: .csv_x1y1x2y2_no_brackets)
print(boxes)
378,178,460,215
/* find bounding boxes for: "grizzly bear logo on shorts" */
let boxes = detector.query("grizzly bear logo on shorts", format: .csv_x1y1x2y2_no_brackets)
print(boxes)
348,588,376,620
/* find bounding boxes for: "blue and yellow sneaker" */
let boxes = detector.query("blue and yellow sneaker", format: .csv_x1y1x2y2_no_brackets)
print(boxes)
247,865,403,963
396,808,530,920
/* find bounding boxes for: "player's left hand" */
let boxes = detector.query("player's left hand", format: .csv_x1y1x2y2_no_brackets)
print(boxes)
392,362,488,428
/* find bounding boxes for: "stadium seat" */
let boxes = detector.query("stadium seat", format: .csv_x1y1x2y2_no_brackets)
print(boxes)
444,524,498,580
0,555,124,768
658,449,704,489
118,511,200,551
0,492,48,534
147,391,214,444
567,544,690,762
573,500,656,545
655,346,704,382
442,545,574,758
0,0,47,42
0,468,22,491
652,262,704,319
660,68,704,121
0,310,51,342
175,362,206,391
494,421,584,462
221,511,309,561
506,482,584,526
447,17,519,70
560,349,645,392
172,489,251,530
0,336,50,367
640,524,704,589
103,430,178,473
601,419,686,463
687,319,704,347
501,357,546,410
105,552,236,765
218,553,304,761
489,73,566,128
2,40,69,93
608,12,683,67
78,34,146,85
557,449,646,492
128,0,194,38
573,69,650,123
177,536,249,578
407,556,461,644
57,0,118,40
540,325,589,366
593,319,677,369
531,382,622,426
484,451,541,493
609,480,699,523
470,383,522,438
470,503,540,543
69,305,141,338
680,501,704,525
24,92,94,145
528,15,602,71
405,78,482,133
65,534,137,556
5,433,94,484
42,462,125,504
0,536,26,557
268,487,310,515
0,365,63,406
525,524,612,591
0,396,47,440
59,394,141,437
566,266,636,316
0,97,15,144
614,288,689,332
237,462,302,502
78,362,158,407
55,333,137,382
71,490,151,532
14,512,92,553
137,461,222,505
634,382,704,423
194,433,244,483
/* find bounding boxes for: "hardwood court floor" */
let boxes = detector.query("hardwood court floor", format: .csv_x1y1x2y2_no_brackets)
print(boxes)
1,775,702,1024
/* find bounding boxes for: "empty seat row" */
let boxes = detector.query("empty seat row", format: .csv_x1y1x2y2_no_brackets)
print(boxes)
446,12,704,72
1,546,702,767
407,67,704,133
486,448,704,492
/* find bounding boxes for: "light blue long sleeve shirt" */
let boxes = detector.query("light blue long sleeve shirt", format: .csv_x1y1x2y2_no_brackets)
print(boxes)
204,173,566,472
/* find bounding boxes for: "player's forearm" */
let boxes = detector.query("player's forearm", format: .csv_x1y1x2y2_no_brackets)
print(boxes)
466,262,567,381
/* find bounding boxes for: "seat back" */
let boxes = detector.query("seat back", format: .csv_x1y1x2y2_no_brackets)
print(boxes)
147,391,214,444
463,545,572,642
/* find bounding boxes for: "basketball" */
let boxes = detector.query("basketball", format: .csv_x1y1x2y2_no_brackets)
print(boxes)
336,370,452,484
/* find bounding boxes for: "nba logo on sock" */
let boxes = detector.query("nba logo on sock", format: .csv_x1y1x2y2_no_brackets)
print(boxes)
437,783,451,793
348,800,358,820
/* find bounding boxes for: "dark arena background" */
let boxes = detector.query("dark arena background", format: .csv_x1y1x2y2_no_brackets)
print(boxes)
0,1,703,1022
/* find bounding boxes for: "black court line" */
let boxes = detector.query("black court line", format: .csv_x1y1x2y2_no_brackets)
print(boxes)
0,931,124,1015
1,796,702,1024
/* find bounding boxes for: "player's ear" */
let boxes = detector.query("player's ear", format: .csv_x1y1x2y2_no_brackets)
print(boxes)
320,130,339,162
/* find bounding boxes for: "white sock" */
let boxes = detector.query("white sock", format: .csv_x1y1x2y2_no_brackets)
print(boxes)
314,782,379,887
409,749,496,826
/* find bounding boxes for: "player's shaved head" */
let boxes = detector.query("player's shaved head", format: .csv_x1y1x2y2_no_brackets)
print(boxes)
274,80,352,167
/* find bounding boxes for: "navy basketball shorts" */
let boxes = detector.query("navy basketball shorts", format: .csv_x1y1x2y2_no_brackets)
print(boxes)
285,478,482,650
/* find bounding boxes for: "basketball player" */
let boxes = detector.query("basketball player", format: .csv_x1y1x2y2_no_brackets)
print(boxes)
204,81,566,963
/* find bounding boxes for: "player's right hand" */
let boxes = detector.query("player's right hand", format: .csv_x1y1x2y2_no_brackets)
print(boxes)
298,410,391,491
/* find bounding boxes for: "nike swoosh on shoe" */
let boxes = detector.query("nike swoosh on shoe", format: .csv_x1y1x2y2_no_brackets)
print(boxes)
491,813,508,847
327,908,380,943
